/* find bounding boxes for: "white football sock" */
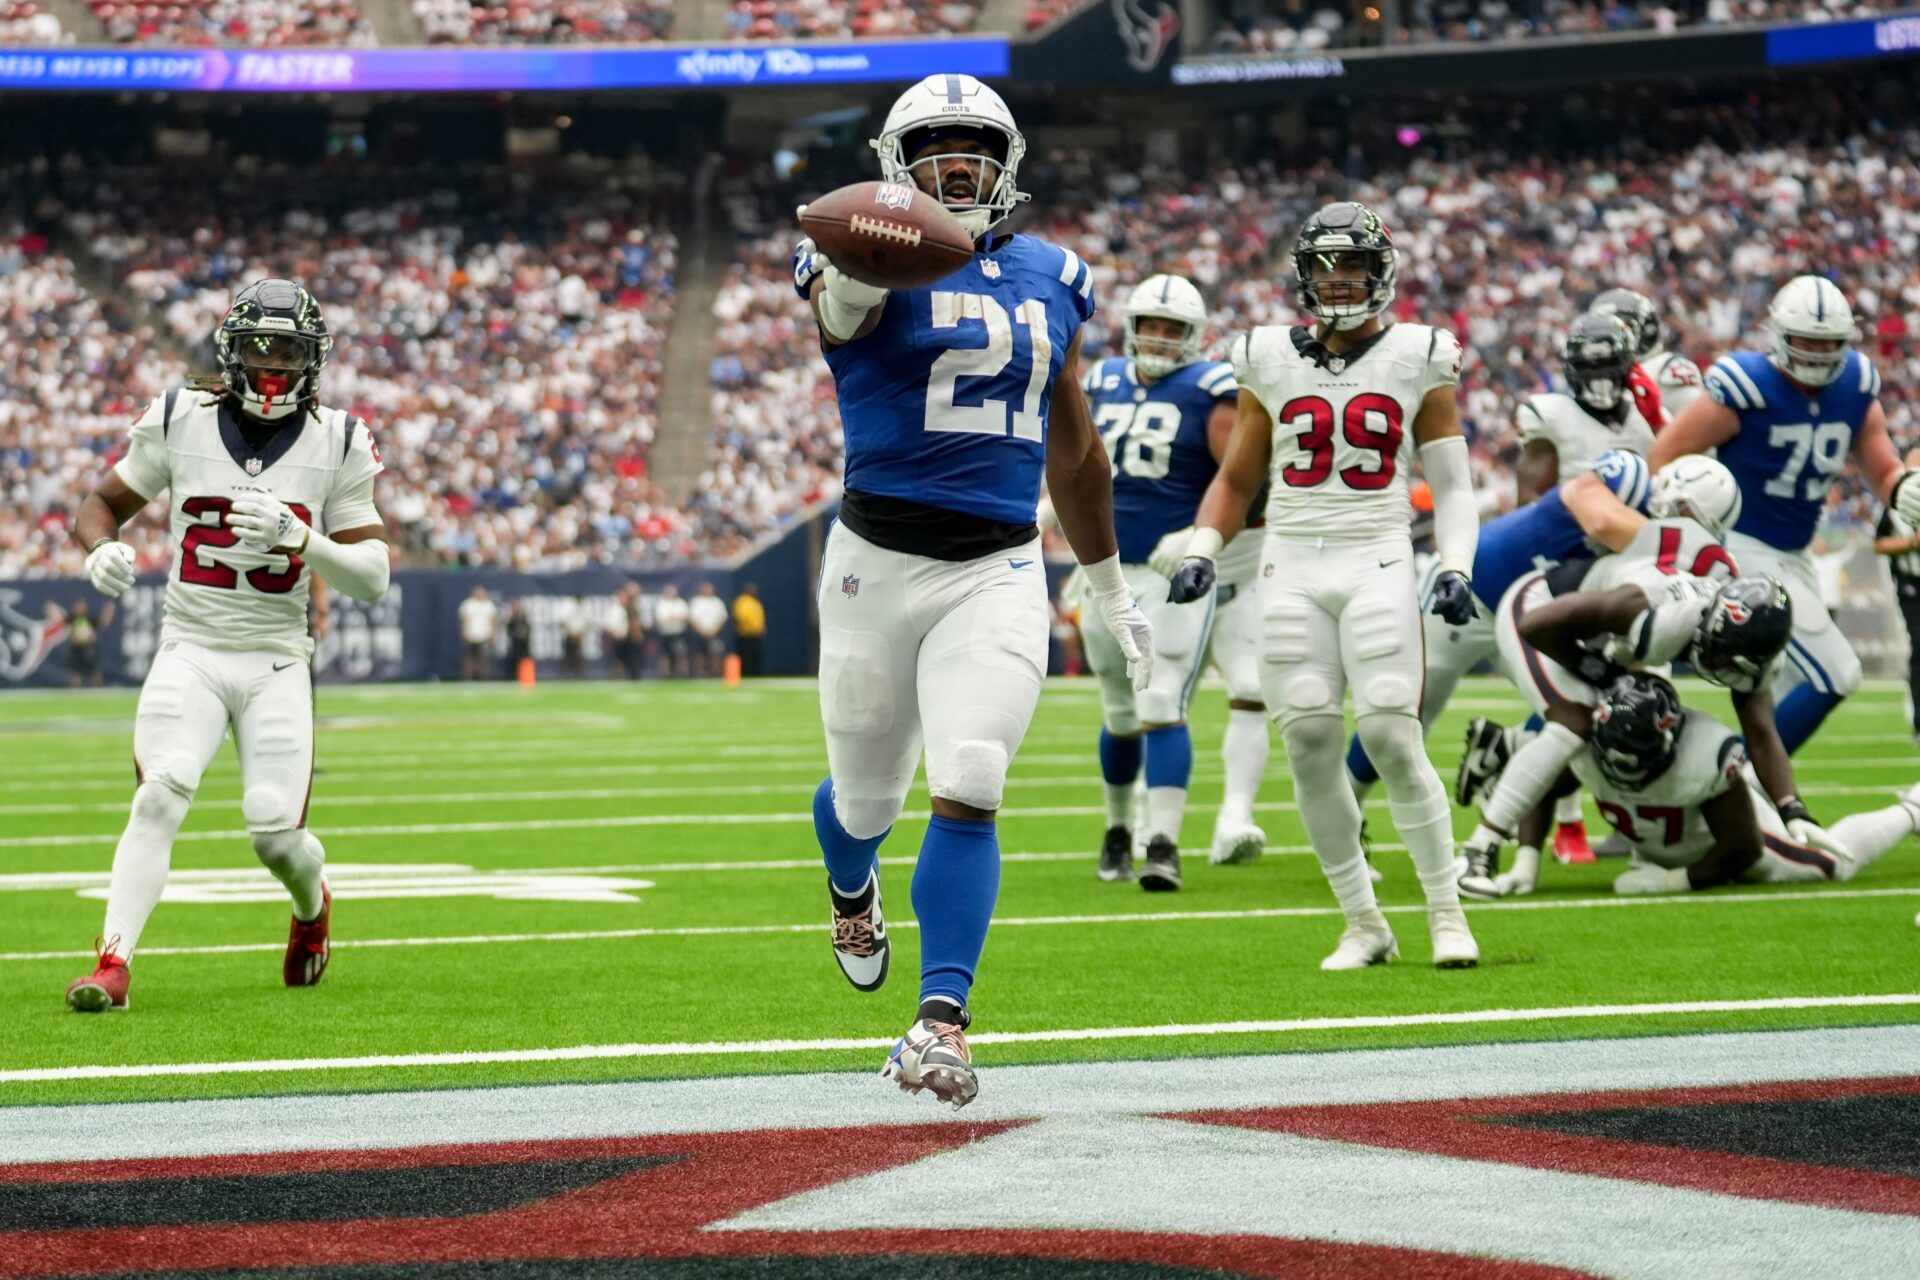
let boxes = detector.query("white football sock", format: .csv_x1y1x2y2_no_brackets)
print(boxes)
1284,715,1378,921
1103,783,1135,829
254,828,328,921
1219,708,1269,827
1830,804,1920,874
1358,713,1461,909
1147,786,1188,844
102,782,192,959
1483,721,1586,834
1554,790,1584,826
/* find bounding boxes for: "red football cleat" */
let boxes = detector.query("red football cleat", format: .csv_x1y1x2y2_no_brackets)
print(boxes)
67,940,130,1013
1553,819,1596,864
285,885,331,988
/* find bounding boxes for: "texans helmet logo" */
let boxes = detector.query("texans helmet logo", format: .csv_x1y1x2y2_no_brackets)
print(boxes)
1720,599,1752,624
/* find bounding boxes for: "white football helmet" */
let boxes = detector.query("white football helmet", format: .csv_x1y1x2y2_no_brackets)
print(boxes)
1123,275,1208,379
1649,455,1742,541
1767,275,1853,388
872,74,1027,242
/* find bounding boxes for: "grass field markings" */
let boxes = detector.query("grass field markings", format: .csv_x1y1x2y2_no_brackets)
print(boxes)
8,994,1920,1084
6,884,1917,963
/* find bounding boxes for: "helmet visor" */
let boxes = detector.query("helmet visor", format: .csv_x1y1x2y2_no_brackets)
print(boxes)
237,331,319,373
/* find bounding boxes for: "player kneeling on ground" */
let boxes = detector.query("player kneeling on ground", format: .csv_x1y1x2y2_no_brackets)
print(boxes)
1558,674,1918,894
66,279,389,1013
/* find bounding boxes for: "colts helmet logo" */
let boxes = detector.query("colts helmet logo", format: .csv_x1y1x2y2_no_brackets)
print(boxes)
875,184,915,213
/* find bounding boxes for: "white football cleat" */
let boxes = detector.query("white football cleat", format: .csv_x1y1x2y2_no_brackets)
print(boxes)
1456,836,1503,901
1492,845,1542,897
882,1010,977,1110
1428,906,1480,969
1320,913,1399,971
1209,822,1266,866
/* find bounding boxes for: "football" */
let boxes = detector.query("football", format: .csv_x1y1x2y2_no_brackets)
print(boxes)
798,181,975,291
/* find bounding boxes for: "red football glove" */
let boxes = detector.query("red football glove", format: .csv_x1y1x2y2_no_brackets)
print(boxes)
1628,364,1668,430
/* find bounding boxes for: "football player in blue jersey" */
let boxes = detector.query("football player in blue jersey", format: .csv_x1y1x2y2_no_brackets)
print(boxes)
1342,448,1658,806
1078,274,1250,889
1654,275,1920,761
793,75,1154,1110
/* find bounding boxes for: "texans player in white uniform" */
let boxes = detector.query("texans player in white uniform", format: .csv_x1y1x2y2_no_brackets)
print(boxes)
65,280,389,1012
1590,286,1704,422
1078,274,1264,888
1514,312,1662,503
1654,275,1920,757
794,75,1153,1108
1568,674,1918,894
1165,202,1481,971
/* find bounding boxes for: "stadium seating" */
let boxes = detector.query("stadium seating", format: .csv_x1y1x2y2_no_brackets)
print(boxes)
723,0,983,39
84,0,374,46
0,0,68,43
412,0,674,44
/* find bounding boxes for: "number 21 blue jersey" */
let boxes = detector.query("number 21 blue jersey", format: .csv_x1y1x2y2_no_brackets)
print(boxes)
1703,348,1882,552
800,234,1097,526
1085,356,1236,563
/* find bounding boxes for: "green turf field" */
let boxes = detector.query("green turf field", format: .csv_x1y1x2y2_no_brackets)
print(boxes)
3,675,1918,1108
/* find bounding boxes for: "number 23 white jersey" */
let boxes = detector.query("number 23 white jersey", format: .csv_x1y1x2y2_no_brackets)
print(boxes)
114,388,384,660
1231,322,1462,541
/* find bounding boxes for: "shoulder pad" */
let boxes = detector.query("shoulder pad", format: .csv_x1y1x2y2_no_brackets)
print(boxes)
1705,354,1767,411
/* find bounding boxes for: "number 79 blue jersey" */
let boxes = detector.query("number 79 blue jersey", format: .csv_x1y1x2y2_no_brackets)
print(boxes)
798,233,1097,525
1703,349,1883,552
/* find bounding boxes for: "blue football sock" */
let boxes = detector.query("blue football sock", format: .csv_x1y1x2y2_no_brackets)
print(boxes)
1776,685,1844,755
1345,733,1380,787
1144,724,1193,789
913,815,1001,1008
1523,714,1545,733
1098,728,1144,786
813,777,887,896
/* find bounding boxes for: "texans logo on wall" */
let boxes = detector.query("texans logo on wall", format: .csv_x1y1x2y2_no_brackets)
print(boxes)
0,590,69,682
1013,0,1180,83
1115,0,1180,73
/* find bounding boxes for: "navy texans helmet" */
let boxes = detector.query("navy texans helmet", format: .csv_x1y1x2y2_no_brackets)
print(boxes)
1589,287,1661,360
214,278,332,423
1563,311,1636,422
1292,201,1396,332
1591,673,1684,788
1691,575,1792,693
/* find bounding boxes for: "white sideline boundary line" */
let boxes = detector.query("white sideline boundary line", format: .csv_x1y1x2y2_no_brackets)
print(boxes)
7,885,1917,963
6,994,1918,1083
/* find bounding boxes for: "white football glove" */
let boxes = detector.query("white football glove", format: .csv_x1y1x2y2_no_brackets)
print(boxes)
1612,864,1692,896
1147,526,1193,579
1492,844,1542,897
1098,589,1155,692
1785,818,1857,878
1894,469,1920,527
228,495,306,553
85,540,138,598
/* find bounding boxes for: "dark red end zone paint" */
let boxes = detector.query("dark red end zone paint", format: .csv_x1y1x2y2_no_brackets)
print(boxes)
0,1121,1590,1280
1179,1075,1920,1218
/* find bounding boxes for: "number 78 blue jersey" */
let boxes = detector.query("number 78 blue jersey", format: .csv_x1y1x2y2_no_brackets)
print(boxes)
798,233,1097,525
1703,349,1882,552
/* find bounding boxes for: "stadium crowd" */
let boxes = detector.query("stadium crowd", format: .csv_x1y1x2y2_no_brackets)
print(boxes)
411,0,673,44
725,0,982,39
4,83,1919,577
82,0,374,46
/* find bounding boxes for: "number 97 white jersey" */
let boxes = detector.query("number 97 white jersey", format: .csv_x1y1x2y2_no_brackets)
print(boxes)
1231,323,1463,541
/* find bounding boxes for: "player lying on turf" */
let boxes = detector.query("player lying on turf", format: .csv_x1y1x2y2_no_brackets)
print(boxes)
1164,201,1482,971
1077,273,1255,889
1455,544,1802,898
795,75,1153,1109
1344,448,1655,814
1491,673,1919,895
65,279,389,1012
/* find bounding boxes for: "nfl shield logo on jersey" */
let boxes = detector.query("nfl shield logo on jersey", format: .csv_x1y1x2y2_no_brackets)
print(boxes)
841,575,861,598
245,457,263,476
875,183,914,212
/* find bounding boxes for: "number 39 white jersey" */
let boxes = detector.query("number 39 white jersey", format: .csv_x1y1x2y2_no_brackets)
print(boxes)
113,388,384,660
1231,322,1462,541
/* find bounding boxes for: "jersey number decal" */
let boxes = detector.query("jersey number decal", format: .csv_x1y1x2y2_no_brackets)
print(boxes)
1095,402,1183,480
178,496,313,595
1596,800,1685,846
1653,526,1739,580
1762,421,1851,503
1276,393,1402,491
925,292,1051,441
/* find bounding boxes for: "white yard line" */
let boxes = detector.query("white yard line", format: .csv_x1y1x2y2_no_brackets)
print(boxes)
5,994,1917,1084
5,884,1915,962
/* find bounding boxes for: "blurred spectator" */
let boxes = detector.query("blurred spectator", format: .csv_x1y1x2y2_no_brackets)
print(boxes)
606,582,646,678
689,581,729,678
504,598,532,676
654,583,690,678
1,1,70,43
560,595,589,678
65,597,109,687
732,581,766,677
85,0,374,47
458,585,498,680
